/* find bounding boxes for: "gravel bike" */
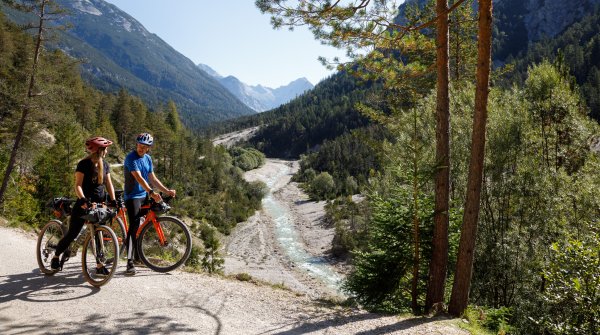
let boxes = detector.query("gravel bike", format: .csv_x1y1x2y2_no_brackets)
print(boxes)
109,190,192,273
36,197,119,287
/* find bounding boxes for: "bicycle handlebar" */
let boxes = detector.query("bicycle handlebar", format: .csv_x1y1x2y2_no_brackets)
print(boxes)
80,206,116,224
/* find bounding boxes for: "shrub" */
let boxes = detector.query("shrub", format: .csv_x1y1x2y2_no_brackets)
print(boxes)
309,172,335,200
198,222,224,274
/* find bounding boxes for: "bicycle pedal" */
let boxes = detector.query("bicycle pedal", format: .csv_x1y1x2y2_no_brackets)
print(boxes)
60,250,71,267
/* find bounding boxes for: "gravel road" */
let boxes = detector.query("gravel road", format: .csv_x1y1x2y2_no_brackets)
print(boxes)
0,225,468,335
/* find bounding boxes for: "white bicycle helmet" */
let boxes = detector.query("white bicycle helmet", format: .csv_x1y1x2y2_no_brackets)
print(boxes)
136,133,154,146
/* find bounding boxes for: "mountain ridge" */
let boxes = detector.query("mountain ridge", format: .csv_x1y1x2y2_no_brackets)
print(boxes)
198,63,314,112
398,0,600,61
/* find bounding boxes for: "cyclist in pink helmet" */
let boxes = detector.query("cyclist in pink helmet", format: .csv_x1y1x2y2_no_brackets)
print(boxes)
50,137,117,276
122,132,176,275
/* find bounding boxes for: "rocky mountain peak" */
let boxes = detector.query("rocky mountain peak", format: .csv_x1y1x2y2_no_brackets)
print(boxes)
519,0,600,41
65,0,151,36
399,0,600,60
198,63,314,112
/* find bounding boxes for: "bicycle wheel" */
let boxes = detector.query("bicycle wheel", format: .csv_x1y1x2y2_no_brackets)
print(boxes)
36,220,65,275
108,216,127,257
81,225,119,287
138,216,192,273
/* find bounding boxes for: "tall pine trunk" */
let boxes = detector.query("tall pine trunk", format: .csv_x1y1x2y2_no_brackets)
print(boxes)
448,0,493,317
425,0,450,314
0,0,48,205
411,109,422,314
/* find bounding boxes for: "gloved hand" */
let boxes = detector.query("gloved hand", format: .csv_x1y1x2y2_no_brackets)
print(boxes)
107,199,118,208
80,198,91,209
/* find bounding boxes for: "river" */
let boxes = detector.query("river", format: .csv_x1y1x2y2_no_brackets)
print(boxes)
222,159,344,298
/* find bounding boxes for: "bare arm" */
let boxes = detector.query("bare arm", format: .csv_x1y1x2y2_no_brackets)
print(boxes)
74,171,86,199
74,171,90,209
149,172,176,198
130,170,162,202
105,172,116,201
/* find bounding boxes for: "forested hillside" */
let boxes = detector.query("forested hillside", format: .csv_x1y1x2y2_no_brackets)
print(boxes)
0,10,264,264
501,8,600,120
1,0,255,130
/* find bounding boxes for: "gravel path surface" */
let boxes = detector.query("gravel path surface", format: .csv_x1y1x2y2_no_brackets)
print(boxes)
1,225,468,335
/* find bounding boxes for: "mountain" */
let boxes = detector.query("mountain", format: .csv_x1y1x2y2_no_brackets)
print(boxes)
198,64,314,112
206,71,374,158
1,0,255,129
398,0,600,61
501,8,600,119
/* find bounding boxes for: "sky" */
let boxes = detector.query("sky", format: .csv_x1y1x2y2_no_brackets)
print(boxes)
102,0,352,88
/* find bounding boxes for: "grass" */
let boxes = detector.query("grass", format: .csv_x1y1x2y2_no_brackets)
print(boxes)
454,305,511,335
234,272,253,282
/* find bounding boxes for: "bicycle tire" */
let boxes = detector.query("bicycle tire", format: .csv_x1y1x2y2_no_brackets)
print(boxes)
81,225,119,287
137,216,192,273
108,216,127,257
36,220,65,275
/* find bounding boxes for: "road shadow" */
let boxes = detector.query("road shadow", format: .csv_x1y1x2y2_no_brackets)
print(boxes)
268,312,442,335
0,264,99,303
0,310,202,335
353,316,443,335
1,284,224,335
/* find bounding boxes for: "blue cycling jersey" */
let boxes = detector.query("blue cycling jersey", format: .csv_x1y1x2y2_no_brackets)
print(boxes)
123,150,153,200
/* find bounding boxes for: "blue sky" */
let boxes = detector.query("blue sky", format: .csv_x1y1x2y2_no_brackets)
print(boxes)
102,0,353,88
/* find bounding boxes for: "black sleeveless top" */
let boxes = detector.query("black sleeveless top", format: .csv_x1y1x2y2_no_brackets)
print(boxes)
76,158,110,202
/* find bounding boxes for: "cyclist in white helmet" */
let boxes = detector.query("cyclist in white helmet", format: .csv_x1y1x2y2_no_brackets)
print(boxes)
122,132,176,275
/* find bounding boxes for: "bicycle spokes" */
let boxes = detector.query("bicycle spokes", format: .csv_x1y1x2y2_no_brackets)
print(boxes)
36,220,64,275
138,217,191,273
82,225,119,287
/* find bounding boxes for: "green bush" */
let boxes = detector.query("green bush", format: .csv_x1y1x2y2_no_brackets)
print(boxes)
325,196,369,258
539,235,599,335
198,222,224,274
185,244,203,269
309,172,335,200
229,146,266,171
235,273,253,282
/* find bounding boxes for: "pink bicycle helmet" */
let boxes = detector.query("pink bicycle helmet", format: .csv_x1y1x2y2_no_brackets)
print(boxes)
85,136,113,153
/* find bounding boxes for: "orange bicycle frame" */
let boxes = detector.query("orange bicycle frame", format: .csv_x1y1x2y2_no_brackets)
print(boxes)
116,202,168,246
138,210,168,245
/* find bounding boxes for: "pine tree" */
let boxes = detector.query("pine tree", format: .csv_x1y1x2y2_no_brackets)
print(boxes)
165,100,181,133
111,88,134,150
0,0,65,204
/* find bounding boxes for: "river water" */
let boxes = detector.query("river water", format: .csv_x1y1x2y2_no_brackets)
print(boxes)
260,162,343,293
